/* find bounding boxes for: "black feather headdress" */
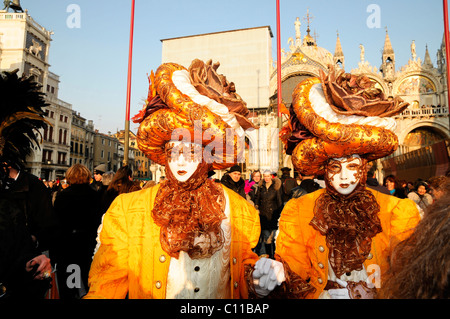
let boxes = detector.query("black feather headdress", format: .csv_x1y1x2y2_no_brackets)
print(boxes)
0,69,50,170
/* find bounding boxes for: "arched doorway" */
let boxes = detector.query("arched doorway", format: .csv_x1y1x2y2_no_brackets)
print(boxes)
270,73,317,108
403,126,447,152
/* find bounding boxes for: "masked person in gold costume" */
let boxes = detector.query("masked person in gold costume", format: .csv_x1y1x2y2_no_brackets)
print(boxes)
85,60,283,299
272,67,421,299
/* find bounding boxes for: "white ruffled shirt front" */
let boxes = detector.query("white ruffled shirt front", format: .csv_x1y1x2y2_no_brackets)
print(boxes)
165,191,232,299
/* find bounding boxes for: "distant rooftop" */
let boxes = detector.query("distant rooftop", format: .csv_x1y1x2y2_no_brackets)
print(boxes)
160,25,273,42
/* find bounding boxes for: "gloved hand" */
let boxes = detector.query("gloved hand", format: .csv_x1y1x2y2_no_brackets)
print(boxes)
252,257,285,297
328,278,350,299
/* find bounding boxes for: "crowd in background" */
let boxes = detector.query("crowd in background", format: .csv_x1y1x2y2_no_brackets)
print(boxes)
219,165,450,260
0,162,146,300
1,160,449,300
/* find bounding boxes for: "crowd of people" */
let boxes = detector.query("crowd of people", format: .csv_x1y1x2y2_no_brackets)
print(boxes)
380,173,447,216
0,161,145,299
222,165,447,252
2,156,449,300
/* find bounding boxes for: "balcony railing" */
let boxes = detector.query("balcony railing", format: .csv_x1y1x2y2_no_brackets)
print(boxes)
394,106,449,119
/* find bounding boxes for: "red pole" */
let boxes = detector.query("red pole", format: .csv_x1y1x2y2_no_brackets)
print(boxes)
276,0,282,117
125,0,135,122
124,0,135,165
276,0,283,171
443,0,450,110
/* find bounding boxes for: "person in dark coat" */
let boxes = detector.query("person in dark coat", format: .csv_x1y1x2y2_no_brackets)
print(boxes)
384,174,407,198
2,164,59,254
91,163,107,192
247,170,262,205
0,195,52,299
100,166,140,216
220,165,246,198
279,167,297,204
366,168,390,195
255,171,282,258
53,164,101,299
0,70,56,299
289,175,322,199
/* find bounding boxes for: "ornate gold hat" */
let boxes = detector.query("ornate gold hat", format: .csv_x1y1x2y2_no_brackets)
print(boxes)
281,66,409,176
135,59,256,170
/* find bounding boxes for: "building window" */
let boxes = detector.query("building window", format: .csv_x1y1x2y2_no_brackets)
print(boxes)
42,150,53,163
49,126,53,142
58,152,67,165
101,150,104,158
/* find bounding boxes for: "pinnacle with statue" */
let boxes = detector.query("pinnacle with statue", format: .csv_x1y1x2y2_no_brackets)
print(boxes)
2,0,23,13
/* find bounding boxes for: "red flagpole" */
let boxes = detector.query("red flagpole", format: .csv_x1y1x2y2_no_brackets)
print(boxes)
124,0,135,166
443,0,450,111
276,0,282,117
276,0,283,171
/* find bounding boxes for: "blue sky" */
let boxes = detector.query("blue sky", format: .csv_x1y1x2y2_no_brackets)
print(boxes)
20,0,448,134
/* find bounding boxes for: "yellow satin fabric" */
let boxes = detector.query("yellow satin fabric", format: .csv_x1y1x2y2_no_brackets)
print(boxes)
275,188,421,299
84,184,260,299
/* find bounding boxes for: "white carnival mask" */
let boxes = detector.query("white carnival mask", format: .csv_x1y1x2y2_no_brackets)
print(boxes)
326,154,363,195
167,141,202,182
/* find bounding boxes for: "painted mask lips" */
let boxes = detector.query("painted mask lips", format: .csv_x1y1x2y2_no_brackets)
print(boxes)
339,184,350,189
177,170,187,176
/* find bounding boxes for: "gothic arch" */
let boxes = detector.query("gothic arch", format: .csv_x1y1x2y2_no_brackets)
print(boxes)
393,72,440,96
245,130,257,151
397,120,450,145
270,64,323,96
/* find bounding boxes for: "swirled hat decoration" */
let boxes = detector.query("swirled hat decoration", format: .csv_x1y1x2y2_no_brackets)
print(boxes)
280,66,409,176
135,59,257,170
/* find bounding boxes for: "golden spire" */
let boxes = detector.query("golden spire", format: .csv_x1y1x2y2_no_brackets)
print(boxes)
302,8,316,46
383,27,394,55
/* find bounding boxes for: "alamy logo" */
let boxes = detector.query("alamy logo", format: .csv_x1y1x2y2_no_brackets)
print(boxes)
366,4,381,29
66,4,81,29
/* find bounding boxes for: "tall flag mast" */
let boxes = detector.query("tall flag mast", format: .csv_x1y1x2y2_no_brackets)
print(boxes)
276,0,282,118
276,0,283,170
124,0,136,165
443,0,450,126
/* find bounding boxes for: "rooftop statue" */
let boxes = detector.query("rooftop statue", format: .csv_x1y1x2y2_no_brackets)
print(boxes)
2,0,24,13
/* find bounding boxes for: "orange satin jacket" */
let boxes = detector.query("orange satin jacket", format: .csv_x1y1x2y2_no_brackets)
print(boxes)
84,184,260,299
275,188,421,299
